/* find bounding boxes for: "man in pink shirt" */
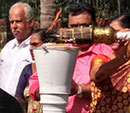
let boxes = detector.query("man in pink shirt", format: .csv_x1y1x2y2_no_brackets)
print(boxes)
29,2,114,113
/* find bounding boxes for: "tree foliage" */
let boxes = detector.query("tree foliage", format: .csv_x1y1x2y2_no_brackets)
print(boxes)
0,0,129,22
0,0,18,18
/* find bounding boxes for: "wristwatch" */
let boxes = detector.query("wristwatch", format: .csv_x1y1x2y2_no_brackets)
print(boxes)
77,84,83,98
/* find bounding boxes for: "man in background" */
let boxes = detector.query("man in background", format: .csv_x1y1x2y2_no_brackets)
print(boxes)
66,2,114,113
0,2,34,96
28,2,114,113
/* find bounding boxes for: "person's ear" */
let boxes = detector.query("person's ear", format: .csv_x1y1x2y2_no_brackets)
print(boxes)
28,17,35,27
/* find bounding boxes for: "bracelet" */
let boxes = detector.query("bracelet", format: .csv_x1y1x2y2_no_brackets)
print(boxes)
77,84,83,98
123,54,130,61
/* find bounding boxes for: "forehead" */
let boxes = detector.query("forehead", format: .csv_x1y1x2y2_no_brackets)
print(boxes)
68,11,92,25
9,6,25,20
31,33,41,40
110,21,123,31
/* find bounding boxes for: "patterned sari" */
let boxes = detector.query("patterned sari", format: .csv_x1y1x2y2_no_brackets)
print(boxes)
24,86,43,113
90,54,130,113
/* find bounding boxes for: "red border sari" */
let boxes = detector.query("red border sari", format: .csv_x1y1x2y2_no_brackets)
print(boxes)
90,54,130,113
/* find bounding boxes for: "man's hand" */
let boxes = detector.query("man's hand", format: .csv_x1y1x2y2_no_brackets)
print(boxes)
69,80,91,99
70,80,78,96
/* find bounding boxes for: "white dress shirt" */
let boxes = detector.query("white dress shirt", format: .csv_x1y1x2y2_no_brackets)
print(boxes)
0,37,33,96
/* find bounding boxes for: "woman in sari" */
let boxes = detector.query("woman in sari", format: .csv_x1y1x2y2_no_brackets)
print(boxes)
90,15,130,113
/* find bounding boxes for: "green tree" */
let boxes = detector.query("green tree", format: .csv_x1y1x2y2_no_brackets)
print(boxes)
0,0,129,27
0,0,18,18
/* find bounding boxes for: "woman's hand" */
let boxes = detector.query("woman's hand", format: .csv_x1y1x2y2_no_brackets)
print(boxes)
125,42,130,59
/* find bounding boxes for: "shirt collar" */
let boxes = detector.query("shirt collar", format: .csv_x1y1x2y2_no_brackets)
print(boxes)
78,43,106,56
12,36,30,49
64,43,105,56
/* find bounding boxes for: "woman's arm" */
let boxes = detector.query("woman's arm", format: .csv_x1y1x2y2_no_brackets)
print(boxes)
90,42,130,83
91,54,128,83
29,72,40,101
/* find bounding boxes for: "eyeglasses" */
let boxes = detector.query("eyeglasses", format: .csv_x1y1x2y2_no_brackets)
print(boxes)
70,23,90,28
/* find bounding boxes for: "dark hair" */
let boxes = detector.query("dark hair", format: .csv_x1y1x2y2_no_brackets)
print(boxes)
111,15,130,28
32,28,57,43
0,88,23,113
68,2,95,22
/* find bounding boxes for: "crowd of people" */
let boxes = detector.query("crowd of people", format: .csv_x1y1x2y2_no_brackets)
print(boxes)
0,1,130,113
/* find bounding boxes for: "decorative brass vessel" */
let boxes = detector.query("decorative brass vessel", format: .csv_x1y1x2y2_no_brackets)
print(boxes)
92,26,116,44
56,25,116,44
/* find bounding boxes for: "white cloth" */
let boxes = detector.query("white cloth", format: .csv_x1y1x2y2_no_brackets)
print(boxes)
0,37,33,96
116,31,130,40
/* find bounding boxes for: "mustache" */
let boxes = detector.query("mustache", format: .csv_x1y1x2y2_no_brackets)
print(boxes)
12,28,21,33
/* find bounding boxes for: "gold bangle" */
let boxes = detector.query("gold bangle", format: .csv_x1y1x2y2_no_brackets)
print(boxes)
123,54,129,61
